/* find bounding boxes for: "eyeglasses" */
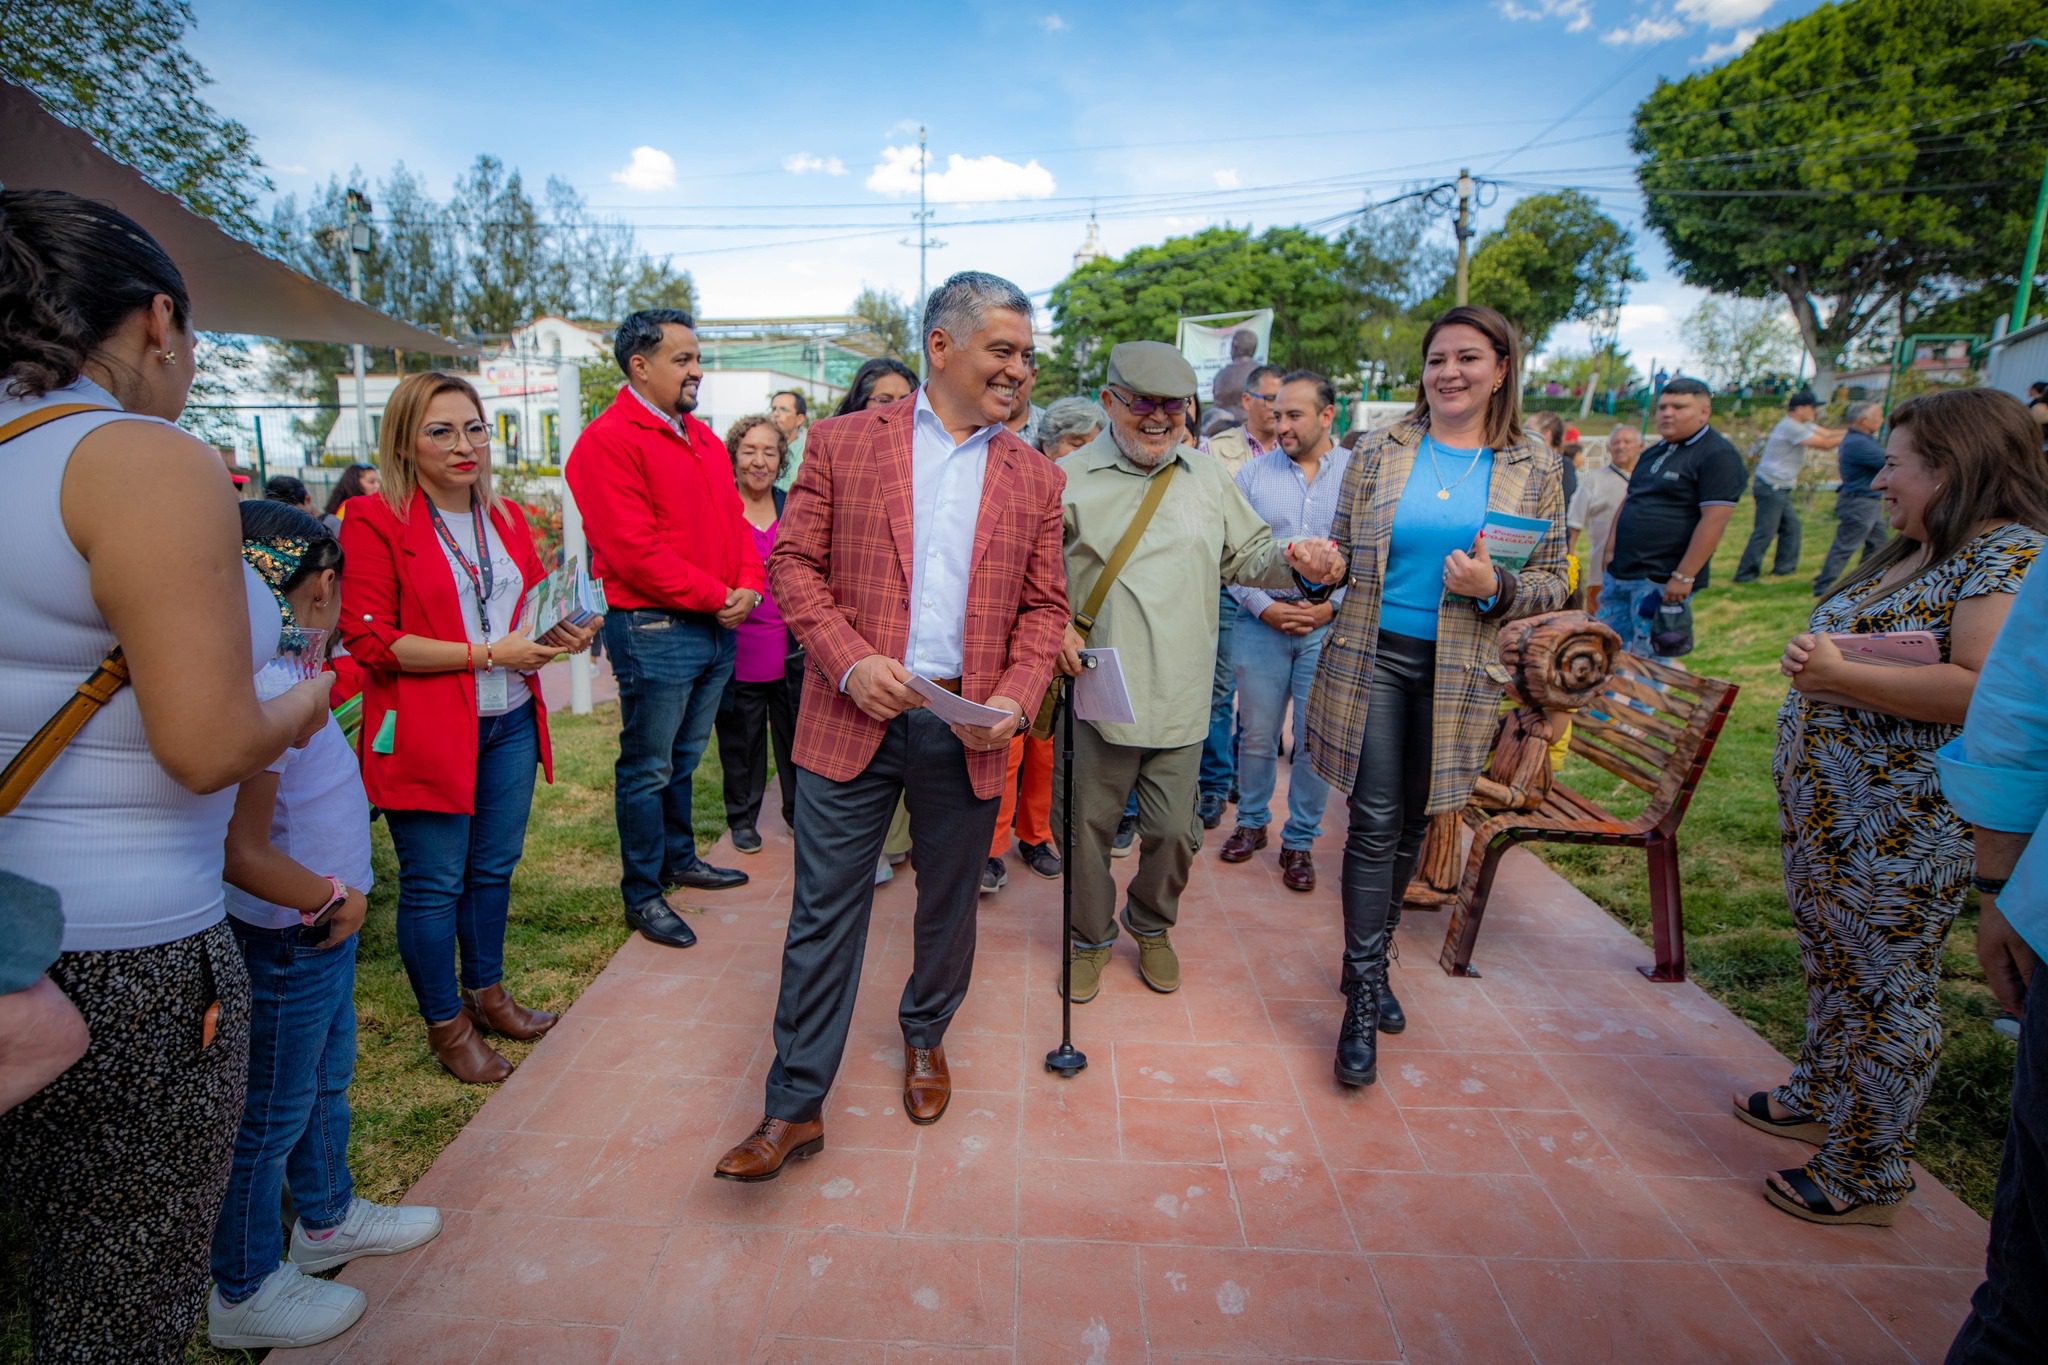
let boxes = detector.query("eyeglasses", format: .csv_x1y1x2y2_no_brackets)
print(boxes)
1245,390,1280,404
423,421,492,452
1107,388,1189,418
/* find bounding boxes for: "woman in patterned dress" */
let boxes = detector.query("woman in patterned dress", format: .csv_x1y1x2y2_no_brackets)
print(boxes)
1742,388,2048,1225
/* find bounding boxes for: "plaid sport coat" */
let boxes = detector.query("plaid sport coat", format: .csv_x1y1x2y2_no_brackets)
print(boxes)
1302,416,1569,814
766,399,1068,800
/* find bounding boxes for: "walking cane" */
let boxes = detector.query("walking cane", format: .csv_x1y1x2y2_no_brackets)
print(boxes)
1045,656,1092,1078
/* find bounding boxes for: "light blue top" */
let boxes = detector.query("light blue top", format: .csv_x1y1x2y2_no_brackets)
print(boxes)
1381,436,1494,641
1936,563,2048,957
1229,442,1353,618
904,386,998,678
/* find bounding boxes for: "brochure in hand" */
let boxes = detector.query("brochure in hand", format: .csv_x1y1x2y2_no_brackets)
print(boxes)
520,556,609,641
1479,511,1552,576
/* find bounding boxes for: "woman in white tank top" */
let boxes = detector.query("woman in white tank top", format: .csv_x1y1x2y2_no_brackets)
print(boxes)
0,189,333,1364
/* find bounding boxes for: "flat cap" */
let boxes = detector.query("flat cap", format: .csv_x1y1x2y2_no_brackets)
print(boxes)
1106,341,1198,399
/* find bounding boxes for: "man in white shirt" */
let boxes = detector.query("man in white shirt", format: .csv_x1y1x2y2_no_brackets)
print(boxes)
1735,390,1842,583
1582,426,1640,614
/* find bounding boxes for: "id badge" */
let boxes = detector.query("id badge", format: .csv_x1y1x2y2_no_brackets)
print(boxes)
477,667,509,712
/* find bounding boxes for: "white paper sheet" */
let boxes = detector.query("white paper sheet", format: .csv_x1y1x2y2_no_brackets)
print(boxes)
907,673,1015,727
1072,648,1137,724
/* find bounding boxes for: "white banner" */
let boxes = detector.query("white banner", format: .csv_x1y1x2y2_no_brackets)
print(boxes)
1176,309,1273,400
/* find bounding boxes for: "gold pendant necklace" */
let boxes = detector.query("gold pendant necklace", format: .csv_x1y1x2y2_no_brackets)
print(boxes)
1425,435,1483,500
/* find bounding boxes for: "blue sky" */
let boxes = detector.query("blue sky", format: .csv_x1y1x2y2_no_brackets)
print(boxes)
186,0,1827,370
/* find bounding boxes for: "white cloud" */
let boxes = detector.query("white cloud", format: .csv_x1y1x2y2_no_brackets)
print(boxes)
1496,0,1592,33
866,145,1056,204
1039,13,1068,32
1676,0,1774,25
275,162,311,177
610,145,675,192
783,152,847,176
1212,168,1242,189
1603,15,1688,45
1695,26,1762,62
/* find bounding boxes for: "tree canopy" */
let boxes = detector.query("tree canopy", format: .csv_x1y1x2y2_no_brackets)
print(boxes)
1453,191,1643,354
1631,0,2048,396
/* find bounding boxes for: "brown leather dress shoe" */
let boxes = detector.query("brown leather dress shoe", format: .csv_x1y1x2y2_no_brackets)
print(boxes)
461,983,558,1040
1218,825,1268,863
1280,848,1317,893
714,1116,826,1182
904,1045,950,1125
425,1013,511,1085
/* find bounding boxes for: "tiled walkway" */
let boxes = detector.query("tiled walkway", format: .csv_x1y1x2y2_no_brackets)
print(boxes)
276,768,1989,1364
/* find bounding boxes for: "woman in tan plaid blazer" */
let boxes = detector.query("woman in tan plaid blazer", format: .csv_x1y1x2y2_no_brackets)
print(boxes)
1302,306,1569,1087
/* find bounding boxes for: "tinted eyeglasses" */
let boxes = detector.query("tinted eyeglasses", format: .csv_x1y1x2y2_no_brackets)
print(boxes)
423,420,492,452
1107,388,1189,418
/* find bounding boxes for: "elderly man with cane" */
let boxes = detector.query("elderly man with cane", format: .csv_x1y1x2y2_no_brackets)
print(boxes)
1052,341,1342,1004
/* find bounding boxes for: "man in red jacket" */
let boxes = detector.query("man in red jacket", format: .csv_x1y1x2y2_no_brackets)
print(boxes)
566,310,765,950
713,272,1068,1181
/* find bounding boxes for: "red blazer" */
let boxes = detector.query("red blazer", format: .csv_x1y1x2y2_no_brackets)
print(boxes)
564,388,766,613
338,490,554,814
768,399,1067,800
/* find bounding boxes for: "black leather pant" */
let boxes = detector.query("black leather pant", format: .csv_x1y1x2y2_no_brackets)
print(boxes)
1339,631,1435,990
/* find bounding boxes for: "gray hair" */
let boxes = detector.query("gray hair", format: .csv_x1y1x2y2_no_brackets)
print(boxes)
1035,396,1107,455
1845,400,1880,425
922,271,1032,359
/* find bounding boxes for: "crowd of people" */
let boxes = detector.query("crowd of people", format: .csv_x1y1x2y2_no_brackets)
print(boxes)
2,184,2046,1362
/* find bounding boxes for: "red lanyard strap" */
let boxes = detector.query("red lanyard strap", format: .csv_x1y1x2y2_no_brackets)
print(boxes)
429,498,495,638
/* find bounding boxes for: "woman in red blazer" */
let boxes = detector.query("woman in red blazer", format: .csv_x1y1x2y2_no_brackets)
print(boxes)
339,372,599,1083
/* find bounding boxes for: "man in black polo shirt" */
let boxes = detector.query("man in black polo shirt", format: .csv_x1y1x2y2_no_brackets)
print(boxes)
1596,377,1745,659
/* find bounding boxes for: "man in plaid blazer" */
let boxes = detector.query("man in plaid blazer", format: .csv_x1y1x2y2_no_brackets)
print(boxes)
715,273,1068,1181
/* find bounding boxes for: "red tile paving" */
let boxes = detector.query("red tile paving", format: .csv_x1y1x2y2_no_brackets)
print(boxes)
273,766,1989,1363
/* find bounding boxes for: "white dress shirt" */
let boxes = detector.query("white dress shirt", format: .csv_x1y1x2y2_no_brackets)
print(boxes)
903,387,997,678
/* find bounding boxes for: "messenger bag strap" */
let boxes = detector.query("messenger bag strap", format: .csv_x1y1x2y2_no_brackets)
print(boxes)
1073,459,1178,637
0,403,127,816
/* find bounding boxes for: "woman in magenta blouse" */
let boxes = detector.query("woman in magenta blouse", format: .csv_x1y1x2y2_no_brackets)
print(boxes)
712,415,801,852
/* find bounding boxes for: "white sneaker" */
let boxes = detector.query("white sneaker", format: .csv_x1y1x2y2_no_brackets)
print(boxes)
874,856,894,885
208,1262,365,1349
289,1197,443,1273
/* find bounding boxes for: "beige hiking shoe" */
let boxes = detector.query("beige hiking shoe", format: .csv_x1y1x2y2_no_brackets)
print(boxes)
1059,946,1110,1003
1134,932,1181,993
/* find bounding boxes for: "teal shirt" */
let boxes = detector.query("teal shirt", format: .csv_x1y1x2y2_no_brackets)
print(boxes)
1381,437,1494,641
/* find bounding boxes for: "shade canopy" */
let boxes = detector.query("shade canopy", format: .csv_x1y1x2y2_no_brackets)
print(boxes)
0,79,476,356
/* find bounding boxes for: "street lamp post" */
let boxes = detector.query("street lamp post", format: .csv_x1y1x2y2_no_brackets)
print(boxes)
345,189,374,460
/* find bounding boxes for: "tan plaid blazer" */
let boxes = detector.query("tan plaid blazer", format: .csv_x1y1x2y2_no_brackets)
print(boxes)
1302,417,1569,813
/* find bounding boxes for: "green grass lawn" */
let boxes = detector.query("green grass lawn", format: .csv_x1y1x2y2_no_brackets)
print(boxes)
1545,490,2017,1214
2,487,2024,1361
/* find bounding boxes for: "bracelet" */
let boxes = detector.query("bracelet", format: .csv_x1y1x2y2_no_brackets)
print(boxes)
1972,874,2010,897
485,642,494,671
1670,571,1696,585
465,641,474,672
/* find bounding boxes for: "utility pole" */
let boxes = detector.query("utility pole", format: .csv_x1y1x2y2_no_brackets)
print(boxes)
1454,168,1474,307
344,188,374,459
901,125,945,376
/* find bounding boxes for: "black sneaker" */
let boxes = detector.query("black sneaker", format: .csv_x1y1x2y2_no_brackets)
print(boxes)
1111,814,1138,859
980,857,1008,894
730,825,762,854
1196,792,1227,830
1019,840,1062,880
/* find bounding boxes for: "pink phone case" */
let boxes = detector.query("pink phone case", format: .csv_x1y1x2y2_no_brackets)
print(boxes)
1828,631,1940,666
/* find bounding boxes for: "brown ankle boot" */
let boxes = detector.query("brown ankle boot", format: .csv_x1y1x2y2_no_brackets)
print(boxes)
460,983,558,1040
426,1012,512,1084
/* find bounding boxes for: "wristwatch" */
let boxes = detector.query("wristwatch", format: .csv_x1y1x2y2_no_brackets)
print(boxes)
301,874,348,927
1669,571,1696,585
1972,874,2010,897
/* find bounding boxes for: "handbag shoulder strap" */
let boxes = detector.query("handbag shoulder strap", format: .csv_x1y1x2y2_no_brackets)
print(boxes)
0,403,128,816
1073,460,1178,636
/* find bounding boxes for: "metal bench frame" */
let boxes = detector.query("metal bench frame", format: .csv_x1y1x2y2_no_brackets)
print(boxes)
1436,652,1740,982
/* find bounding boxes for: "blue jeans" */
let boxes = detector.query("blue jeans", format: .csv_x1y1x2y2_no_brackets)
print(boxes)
210,921,357,1301
1597,575,1661,659
1200,588,1238,798
1232,615,1332,848
384,707,540,1023
604,610,735,905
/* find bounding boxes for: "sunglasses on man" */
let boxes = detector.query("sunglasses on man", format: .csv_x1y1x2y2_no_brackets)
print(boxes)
1106,388,1190,418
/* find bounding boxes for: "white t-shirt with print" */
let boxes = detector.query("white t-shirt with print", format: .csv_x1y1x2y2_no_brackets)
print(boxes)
224,717,375,931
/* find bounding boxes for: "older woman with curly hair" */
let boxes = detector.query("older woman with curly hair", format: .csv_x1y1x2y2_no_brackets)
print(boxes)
712,414,802,851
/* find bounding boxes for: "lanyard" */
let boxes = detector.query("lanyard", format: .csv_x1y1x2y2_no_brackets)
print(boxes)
428,498,495,639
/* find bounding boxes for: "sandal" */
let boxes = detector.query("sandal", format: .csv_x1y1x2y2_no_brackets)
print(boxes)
1763,1167,1905,1227
1733,1091,1825,1146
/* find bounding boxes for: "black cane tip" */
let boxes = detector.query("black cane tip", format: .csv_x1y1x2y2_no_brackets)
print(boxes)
1045,1044,1088,1077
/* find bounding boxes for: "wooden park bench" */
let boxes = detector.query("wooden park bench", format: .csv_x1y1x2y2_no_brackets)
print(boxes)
1434,652,1739,982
